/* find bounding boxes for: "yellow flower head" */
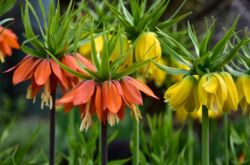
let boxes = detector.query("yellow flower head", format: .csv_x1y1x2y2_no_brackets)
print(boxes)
135,32,161,77
165,75,200,112
79,35,104,57
198,73,227,112
236,74,250,114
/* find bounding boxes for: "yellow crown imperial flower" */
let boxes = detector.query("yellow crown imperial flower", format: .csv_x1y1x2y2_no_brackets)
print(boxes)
165,75,200,112
221,72,239,112
79,35,104,57
135,32,161,77
236,74,250,114
198,73,227,112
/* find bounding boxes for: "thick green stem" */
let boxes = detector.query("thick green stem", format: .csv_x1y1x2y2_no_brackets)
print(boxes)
188,117,194,165
224,113,229,165
132,118,139,165
101,123,107,165
202,106,209,165
49,92,56,165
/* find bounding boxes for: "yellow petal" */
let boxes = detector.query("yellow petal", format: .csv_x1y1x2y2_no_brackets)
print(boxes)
221,72,239,111
198,75,208,105
165,75,194,108
242,75,250,104
202,74,218,93
135,32,161,60
236,76,245,102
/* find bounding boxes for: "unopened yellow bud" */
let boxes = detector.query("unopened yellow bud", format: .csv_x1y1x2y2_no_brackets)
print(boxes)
79,35,104,57
135,32,161,61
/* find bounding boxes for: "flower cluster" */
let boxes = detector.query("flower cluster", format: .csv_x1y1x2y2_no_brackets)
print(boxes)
57,76,158,131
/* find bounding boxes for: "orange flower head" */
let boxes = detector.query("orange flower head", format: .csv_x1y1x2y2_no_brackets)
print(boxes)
0,26,20,62
57,76,158,131
6,54,94,109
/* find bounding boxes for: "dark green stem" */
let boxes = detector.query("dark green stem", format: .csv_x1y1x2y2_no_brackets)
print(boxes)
224,113,229,165
188,117,194,165
101,123,107,165
132,118,139,165
202,106,209,165
49,92,56,165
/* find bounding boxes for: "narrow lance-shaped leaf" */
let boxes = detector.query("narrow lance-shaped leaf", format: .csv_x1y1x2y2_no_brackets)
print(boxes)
152,61,189,75
210,17,239,60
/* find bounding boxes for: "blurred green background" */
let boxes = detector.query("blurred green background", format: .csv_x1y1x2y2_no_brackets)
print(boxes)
0,0,250,164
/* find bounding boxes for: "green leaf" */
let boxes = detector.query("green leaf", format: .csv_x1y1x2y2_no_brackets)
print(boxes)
14,128,40,163
210,39,246,71
0,0,16,16
225,65,244,77
210,17,239,60
157,12,191,30
0,18,14,26
108,158,131,165
113,58,153,79
158,30,194,60
187,22,199,57
199,18,216,56
152,61,189,75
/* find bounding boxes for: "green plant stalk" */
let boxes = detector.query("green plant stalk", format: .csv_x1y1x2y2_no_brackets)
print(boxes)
132,118,139,165
188,117,194,165
224,113,229,165
101,123,107,165
202,106,209,165
68,110,76,164
49,92,56,165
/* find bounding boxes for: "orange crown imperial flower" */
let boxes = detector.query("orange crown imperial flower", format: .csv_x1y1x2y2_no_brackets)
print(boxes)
5,0,91,109
0,26,20,62
6,54,94,109
52,28,159,131
57,76,158,131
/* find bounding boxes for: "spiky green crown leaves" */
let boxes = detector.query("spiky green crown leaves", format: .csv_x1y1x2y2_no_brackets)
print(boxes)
21,0,89,59
156,17,249,76
225,30,250,76
106,0,191,41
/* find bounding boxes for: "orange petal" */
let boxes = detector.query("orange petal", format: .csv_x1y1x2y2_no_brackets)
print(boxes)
50,60,68,89
117,102,126,120
102,81,109,110
31,79,42,98
61,55,77,77
106,81,122,113
121,79,143,105
3,29,20,48
0,42,12,55
34,59,51,86
76,53,96,71
126,76,159,99
57,83,82,104
13,57,41,85
73,80,95,105
95,84,102,121
63,103,74,113
113,80,123,95
4,55,30,73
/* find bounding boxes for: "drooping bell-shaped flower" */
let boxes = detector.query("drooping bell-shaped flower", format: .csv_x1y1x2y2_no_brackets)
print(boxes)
0,26,20,62
6,1,91,109
236,74,250,113
56,30,159,131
